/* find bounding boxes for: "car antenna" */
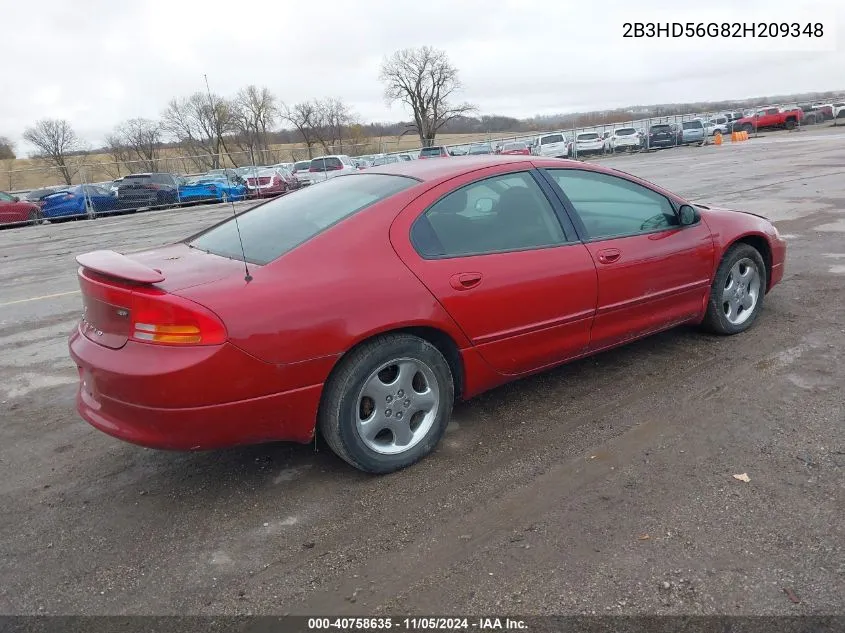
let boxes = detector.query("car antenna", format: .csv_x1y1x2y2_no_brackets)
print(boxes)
205,73,251,282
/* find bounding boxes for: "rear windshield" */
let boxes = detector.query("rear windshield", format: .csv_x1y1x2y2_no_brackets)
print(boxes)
311,157,342,171
188,174,416,265
503,142,526,150
577,133,599,140
615,128,637,135
419,147,444,156
540,134,563,145
122,175,152,183
682,121,703,129
651,124,671,131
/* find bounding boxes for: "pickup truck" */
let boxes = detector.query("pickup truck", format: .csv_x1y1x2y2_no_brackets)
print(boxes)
731,106,803,133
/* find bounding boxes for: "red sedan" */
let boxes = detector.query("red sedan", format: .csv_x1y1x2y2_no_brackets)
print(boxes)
244,169,288,198
69,156,786,473
0,191,42,225
498,141,531,155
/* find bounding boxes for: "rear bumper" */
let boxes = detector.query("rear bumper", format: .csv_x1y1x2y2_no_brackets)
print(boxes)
69,329,324,450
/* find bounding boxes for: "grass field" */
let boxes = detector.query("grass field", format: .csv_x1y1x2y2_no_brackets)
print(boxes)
2,131,536,192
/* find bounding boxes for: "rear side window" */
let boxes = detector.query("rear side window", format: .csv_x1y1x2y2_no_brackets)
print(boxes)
189,174,416,265
682,121,703,129
311,157,342,171
411,172,566,258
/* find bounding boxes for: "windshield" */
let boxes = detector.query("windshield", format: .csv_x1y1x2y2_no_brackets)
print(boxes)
420,147,444,157
188,174,417,265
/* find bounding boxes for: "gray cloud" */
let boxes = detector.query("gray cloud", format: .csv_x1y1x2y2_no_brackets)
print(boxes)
2,0,843,153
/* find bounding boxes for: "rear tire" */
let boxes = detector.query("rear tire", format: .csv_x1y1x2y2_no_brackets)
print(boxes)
702,243,767,335
785,118,797,130
318,334,454,474
742,123,754,134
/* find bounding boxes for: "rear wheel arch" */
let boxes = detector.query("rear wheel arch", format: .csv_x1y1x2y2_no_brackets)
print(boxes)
324,325,465,403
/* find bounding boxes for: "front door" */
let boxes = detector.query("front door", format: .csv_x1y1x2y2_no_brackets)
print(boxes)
390,165,598,376
542,167,715,350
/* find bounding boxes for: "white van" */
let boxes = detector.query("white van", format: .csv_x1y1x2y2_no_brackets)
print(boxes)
531,133,570,158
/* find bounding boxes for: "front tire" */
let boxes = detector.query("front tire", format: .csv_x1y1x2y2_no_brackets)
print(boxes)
318,334,454,474
702,243,767,335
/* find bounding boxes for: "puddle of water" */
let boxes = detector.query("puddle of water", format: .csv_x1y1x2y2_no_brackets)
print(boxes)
814,219,845,232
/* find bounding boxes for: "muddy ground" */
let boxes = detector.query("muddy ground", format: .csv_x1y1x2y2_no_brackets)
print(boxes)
1,126,843,616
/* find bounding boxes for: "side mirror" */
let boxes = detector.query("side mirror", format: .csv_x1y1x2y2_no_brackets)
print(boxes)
12,195,19,202
475,198,494,214
679,204,699,226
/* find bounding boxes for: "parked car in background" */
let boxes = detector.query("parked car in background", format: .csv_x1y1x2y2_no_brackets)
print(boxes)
24,186,64,206
647,123,678,149
117,173,180,210
41,185,120,219
605,127,642,153
308,155,358,183
681,120,706,145
833,102,845,123
419,146,451,159
397,154,413,161
499,141,531,155
68,155,786,473
245,169,289,198
705,115,731,135
372,154,401,166
467,143,494,155
292,160,314,186
108,178,123,197
0,191,42,225
732,106,803,132
574,132,604,156
531,133,569,158
178,175,247,204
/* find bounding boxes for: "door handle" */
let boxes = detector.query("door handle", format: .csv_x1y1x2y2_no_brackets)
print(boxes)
596,248,621,264
449,272,483,290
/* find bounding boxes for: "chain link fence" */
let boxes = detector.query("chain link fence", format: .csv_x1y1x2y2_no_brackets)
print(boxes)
2,101,839,229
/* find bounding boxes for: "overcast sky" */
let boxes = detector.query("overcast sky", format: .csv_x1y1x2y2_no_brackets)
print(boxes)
2,0,842,154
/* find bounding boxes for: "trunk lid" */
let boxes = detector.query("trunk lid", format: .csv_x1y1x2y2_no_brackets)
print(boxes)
75,245,249,349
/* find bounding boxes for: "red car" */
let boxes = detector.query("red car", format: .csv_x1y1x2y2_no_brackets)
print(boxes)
0,191,42,225
498,141,532,156
68,156,786,473
245,169,288,198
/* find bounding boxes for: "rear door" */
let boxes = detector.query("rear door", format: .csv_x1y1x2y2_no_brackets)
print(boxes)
390,164,598,376
540,166,714,350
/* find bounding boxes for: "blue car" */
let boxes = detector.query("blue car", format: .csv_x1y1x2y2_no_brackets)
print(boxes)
40,185,120,219
178,175,246,204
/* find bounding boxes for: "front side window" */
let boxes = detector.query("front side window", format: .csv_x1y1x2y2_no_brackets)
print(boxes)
547,169,679,240
0,192,13,202
411,171,566,258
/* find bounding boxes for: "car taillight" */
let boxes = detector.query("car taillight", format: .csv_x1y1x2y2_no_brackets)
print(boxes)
130,289,227,345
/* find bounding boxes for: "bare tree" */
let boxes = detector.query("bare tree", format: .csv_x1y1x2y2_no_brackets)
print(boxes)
281,101,321,159
232,85,278,165
313,98,353,154
104,118,162,175
379,47,475,147
103,134,132,177
22,119,82,184
162,92,235,170
0,136,15,160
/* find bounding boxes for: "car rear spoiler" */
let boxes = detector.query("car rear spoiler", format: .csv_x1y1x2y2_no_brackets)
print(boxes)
76,250,165,284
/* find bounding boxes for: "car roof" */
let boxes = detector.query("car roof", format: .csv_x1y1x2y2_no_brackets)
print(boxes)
361,155,541,181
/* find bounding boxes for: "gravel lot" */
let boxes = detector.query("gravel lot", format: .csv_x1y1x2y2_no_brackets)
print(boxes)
1,126,844,616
